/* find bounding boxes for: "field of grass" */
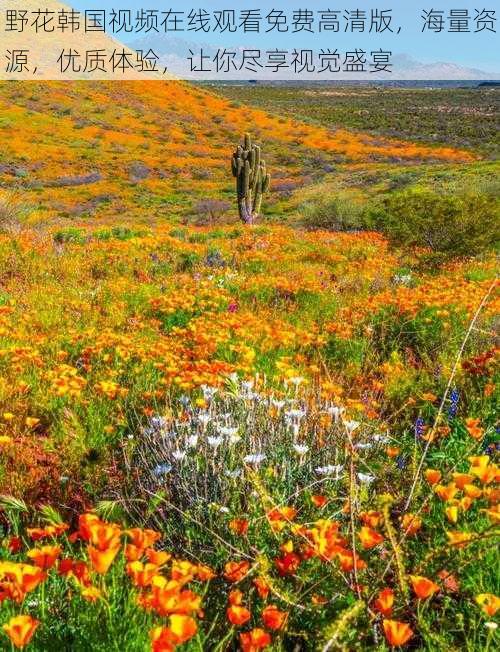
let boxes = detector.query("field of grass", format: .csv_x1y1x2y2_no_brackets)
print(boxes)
0,81,498,651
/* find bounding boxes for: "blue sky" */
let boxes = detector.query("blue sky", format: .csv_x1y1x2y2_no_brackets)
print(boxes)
70,2,499,73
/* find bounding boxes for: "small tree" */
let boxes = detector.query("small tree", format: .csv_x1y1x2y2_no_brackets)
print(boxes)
231,133,270,224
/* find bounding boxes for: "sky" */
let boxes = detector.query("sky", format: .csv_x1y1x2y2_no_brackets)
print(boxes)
67,1,499,72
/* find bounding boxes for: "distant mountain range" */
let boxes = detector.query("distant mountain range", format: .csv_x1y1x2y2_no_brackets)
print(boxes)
131,36,499,81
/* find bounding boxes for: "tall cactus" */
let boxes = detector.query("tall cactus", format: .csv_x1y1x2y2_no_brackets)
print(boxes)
231,133,270,225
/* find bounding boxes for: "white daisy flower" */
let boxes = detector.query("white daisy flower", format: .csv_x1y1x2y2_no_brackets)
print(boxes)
225,468,242,479
343,420,360,435
285,409,306,420
357,473,375,484
315,464,344,477
293,444,309,455
186,435,198,448
373,434,390,444
218,426,239,438
207,436,223,448
198,412,211,427
326,405,345,422
243,454,266,465
201,384,217,400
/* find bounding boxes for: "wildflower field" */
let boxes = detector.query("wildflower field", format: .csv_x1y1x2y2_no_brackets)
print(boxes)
0,80,498,650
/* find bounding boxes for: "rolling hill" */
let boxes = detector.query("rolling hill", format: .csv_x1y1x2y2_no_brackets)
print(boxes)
0,80,475,225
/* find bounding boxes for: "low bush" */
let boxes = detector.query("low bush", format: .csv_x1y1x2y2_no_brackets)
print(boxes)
301,194,367,232
53,227,87,244
367,188,499,263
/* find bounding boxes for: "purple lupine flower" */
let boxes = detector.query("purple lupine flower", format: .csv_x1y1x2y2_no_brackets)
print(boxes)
448,387,459,419
414,417,425,440
396,455,407,470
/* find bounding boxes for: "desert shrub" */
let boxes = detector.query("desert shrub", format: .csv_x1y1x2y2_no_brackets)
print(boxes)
367,188,499,262
176,251,201,272
94,226,146,241
192,199,231,225
53,227,87,244
301,193,367,231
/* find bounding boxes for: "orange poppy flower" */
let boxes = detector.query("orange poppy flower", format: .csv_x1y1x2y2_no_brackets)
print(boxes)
87,521,121,550
224,560,250,583
126,528,161,550
469,460,498,485
280,540,294,554
126,561,159,587
274,552,301,576
76,513,101,542
169,614,197,644
475,593,500,617
400,513,422,536
124,544,142,562
358,526,384,549
359,511,382,528
229,589,244,605
434,483,459,502
451,473,474,490
88,541,121,574
465,417,484,440
27,524,68,541
239,628,272,651
148,584,201,618
253,576,270,599
196,564,216,581
229,519,249,536
227,605,251,626
484,487,500,505
337,550,367,573
374,587,394,617
481,504,500,524
150,626,176,652
424,469,441,485
8,537,22,554
410,575,440,599
446,530,474,548
80,585,102,602
463,484,482,498
311,495,328,508
27,545,61,570
171,560,197,583
445,505,459,524
382,619,413,647
262,605,288,630
468,456,490,471
8,564,46,594
58,559,91,586
267,506,297,523
150,616,197,651
2,615,39,649
145,548,171,566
